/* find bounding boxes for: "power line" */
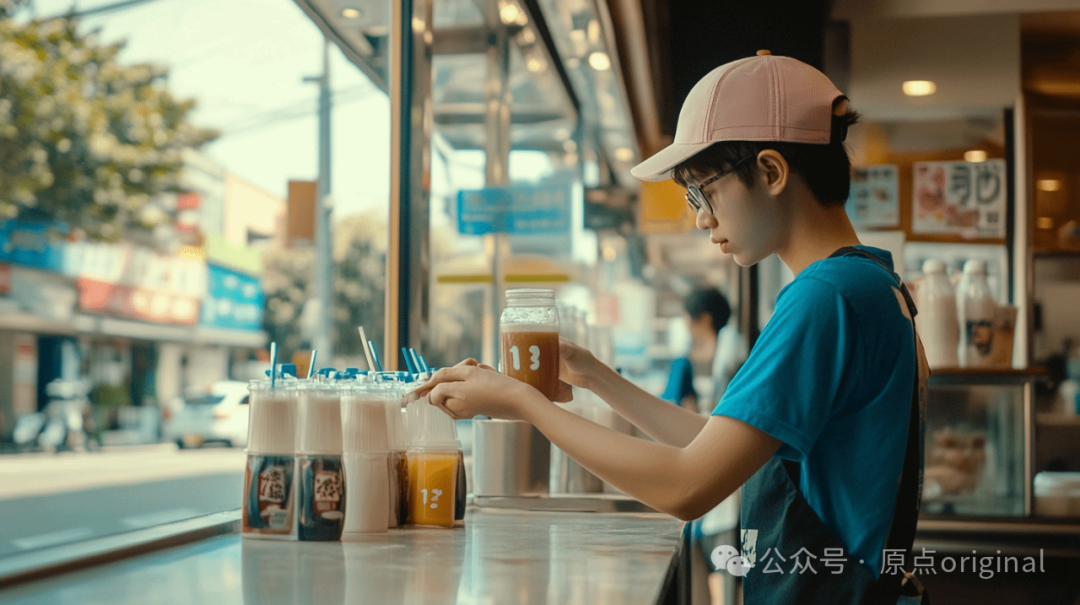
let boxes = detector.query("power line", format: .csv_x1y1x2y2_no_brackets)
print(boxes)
217,84,380,140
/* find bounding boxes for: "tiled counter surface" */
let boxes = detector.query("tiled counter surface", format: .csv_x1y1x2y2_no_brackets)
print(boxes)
1,508,685,605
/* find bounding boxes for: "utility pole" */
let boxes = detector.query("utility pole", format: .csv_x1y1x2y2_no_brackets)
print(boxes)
304,38,334,360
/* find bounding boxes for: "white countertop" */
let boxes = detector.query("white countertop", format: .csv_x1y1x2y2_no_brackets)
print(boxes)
1,507,685,605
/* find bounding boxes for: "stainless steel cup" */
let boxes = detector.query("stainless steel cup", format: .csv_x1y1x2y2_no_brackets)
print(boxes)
472,419,550,497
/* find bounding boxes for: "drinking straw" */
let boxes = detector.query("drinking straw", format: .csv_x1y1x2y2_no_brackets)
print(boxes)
307,350,318,379
416,353,430,374
358,327,376,371
408,349,424,376
368,342,383,372
269,342,278,390
402,348,418,375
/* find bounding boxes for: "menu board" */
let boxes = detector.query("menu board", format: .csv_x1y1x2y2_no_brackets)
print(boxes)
913,160,1006,238
845,164,899,229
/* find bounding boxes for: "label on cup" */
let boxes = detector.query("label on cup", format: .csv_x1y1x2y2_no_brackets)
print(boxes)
243,454,295,534
298,455,346,541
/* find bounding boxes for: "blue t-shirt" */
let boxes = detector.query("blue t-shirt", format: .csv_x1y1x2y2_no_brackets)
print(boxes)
713,246,915,577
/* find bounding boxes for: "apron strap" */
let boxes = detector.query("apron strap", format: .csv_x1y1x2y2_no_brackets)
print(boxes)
826,247,923,563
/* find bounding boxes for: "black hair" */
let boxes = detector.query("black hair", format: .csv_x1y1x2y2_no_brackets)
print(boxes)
684,287,731,334
672,109,861,206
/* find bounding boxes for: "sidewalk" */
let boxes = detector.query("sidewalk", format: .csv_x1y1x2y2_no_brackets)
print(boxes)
0,445,246,501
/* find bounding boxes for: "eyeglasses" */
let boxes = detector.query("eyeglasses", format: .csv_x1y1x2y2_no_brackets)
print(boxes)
685,155,756,215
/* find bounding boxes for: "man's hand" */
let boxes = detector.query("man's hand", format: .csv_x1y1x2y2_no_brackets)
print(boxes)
554,338,601,402
415,358,538,420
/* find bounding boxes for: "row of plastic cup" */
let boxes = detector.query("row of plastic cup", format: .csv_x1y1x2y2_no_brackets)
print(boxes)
242,371,464,540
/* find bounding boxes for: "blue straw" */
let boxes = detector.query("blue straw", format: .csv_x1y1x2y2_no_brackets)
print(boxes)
369,341,383,372
417,354,430,374
269,342,277,390
402,348,418,375
307,350,317,379
409,349,424,375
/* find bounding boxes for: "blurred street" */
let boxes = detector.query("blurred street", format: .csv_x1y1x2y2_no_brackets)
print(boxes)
0,446,244,558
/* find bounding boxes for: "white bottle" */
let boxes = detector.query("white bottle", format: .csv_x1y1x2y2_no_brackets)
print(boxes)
956,260,997,368
916,260,960,369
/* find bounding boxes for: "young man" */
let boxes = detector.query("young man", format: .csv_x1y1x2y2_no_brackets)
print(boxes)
418,52,929,604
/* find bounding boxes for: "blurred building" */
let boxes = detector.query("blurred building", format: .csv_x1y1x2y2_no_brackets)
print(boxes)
0,151,284,441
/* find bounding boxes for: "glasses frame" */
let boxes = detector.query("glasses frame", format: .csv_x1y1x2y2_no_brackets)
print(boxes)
685,154,757,215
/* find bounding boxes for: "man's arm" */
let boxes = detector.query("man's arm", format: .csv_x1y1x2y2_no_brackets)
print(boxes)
564,344,709,448
524,389,781,521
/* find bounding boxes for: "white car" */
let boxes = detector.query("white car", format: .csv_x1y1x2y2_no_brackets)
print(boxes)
162,381,250,448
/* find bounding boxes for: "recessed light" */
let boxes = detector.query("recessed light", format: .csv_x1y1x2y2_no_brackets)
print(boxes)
614,147,634,162
588,52,611,71
1038,179,1062,192
964,150,987,163
902,80,936,96
340,7,361,19
499,2,520,25
526,57,545,73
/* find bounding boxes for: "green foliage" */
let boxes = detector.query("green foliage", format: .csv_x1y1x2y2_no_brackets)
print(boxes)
261,212,387,360
0,10,218,239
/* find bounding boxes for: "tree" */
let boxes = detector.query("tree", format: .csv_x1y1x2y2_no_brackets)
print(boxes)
0,4,217,239
262,212,388,363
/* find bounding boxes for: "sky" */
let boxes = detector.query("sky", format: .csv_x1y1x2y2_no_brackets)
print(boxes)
33,0,393,221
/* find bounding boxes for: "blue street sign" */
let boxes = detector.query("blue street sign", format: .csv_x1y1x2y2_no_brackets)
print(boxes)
456,184,572,236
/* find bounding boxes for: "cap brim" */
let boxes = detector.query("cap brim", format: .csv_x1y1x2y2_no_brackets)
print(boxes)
630,141,715,182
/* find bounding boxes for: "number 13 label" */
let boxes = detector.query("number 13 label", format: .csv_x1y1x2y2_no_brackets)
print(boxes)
509,345,541,371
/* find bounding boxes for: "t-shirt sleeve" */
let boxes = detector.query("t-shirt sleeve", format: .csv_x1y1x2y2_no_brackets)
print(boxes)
712,276,859,461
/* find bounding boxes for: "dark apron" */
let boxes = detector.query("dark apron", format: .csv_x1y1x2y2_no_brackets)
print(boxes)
739,247,930,605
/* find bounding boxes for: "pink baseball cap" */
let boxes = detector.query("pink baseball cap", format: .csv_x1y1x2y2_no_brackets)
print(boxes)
631,51,846,182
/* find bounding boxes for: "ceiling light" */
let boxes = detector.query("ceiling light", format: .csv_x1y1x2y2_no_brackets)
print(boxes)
614,147,634,162
566,57,580,69
1038,179,1062,192
588,52,611,71
499,2,520,25
526,57,546,73
964,150,987,163
1037,217,1054,230
563,140,577,153
554,128,571,140
340,7,361,19
902,80,936,96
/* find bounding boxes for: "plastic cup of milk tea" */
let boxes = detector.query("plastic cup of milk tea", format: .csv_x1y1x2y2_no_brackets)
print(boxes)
296,382,346,541
406,398,460,528
243,379,298,539
339,382,390,535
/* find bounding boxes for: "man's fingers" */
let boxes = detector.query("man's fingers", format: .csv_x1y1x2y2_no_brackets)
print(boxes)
414,365,475,396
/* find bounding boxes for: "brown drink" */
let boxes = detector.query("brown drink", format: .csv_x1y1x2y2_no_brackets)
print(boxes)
500,324,561,400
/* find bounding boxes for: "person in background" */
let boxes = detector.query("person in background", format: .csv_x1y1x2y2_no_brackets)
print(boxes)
661,287,733,414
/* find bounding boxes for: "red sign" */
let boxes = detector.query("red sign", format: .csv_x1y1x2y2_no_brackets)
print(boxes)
0,263,10,295
176,192,201,210
77,277,200,325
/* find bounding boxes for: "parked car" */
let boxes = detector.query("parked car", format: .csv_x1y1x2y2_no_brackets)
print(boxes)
162,381,250,448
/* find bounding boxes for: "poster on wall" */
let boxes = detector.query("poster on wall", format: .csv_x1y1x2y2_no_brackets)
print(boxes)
845,164,899,228
913,159,1006,238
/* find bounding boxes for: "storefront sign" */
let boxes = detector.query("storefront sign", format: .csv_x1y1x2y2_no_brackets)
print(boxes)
65,241,207,297
845,164,899,229
76,278,200,325
913,160,1006,238
456,185,572,235
0,221,66,273
200,263,263,332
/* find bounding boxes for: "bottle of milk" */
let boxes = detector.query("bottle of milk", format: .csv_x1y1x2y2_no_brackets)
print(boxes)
956,260,997,368
916,259,960,368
